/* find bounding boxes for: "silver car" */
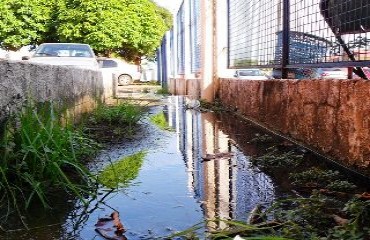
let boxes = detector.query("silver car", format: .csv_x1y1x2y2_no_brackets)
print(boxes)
24,43,99,70
98,58,141,86
234,69,269,80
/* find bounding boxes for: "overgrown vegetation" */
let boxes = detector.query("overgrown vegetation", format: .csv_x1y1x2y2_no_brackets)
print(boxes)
0,99,147,230
98,151,146,189
156,87,170,95
0,102,100,224
169,138,370,239
199,99,226,113
252,147,304,169
85,101,145,140
150,112,173,131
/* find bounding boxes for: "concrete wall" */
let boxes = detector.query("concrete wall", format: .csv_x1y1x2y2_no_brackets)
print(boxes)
169,78,201,98
219,78,370,174
0,60,104,122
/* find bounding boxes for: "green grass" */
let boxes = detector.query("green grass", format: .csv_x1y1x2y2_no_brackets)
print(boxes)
156,87,170,95
89,101,144,128
98,151,146,188
0,101,99,222
150,112,173,131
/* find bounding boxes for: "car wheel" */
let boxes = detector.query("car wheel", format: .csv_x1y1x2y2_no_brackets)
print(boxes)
118,74,133,86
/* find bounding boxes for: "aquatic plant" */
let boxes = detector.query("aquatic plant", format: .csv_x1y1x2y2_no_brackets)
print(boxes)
199,98,225,112
150,112,173,131
288,168,358,192
252,147,304,169
327,198,370,240
98,151,146,188
0,102,99,219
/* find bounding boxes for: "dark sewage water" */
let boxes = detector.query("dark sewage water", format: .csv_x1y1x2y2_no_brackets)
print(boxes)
0,96,368,240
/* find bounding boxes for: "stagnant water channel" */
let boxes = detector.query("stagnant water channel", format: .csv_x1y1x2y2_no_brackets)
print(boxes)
1,96,369,240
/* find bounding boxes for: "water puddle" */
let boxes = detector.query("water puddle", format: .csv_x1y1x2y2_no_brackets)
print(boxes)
1,96,368,239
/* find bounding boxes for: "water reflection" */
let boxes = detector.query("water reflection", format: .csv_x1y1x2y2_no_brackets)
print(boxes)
0,96,282,239
166,96,277,230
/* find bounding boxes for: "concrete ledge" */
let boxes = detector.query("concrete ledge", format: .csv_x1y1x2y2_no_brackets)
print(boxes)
219,78,370,175
0,60,104,122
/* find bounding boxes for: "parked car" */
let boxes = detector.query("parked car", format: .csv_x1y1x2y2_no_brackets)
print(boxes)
234,69,269,80
272,68,348,79
23,43,99,70
97,58,141,85
315,68,348,79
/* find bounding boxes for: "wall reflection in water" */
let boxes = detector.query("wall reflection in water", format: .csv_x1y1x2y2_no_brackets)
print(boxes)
166,96,276,230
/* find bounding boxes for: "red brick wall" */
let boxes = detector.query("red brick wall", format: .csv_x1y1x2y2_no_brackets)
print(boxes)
219,78,370,174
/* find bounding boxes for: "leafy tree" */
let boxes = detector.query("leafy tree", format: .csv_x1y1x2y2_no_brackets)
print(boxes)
56,0,171,59
56,0,134,54
0,0,172,59
0,0,56,50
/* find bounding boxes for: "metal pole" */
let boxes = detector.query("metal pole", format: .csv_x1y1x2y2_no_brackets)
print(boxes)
281,0,290,79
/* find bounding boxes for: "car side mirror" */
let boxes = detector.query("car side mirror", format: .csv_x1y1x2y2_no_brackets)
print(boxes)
22,56,30,60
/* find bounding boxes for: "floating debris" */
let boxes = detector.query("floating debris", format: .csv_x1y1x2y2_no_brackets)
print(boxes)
95,211,126,240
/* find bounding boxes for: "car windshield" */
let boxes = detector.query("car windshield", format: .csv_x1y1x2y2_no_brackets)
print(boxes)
238,70,263,76
34,44,94,58
101,60,118,68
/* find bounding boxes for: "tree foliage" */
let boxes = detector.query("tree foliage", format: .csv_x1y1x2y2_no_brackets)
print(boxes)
0,0,172,58
0,0,56,50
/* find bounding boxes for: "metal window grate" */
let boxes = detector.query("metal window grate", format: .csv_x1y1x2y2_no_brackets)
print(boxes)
228,0,283,68
190,0,201,73
170,28,175,77
228,0,370,77
177,3,186,75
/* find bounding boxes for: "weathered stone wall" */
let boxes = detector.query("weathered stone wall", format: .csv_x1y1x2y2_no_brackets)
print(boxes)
0,60,104,122
219,78,370,174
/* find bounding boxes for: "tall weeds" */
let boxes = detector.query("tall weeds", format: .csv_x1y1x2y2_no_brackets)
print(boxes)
86,101,145,139
89,101,144,128
0,102,99,220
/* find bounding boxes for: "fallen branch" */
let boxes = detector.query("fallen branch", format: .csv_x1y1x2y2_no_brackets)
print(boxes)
111,212,125,235
95,211,126,240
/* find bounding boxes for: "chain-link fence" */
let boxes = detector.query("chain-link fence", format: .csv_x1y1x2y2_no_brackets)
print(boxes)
228,0,370,79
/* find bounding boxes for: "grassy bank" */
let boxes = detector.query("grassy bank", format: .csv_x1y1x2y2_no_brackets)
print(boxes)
0,100,145,226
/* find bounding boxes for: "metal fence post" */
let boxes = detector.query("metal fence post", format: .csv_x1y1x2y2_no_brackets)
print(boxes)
281,0,290,79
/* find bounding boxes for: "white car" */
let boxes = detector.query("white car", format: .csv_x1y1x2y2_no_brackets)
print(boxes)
315,68,348,79
234,69,269,80
24,43,99,70
98,58,141,85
